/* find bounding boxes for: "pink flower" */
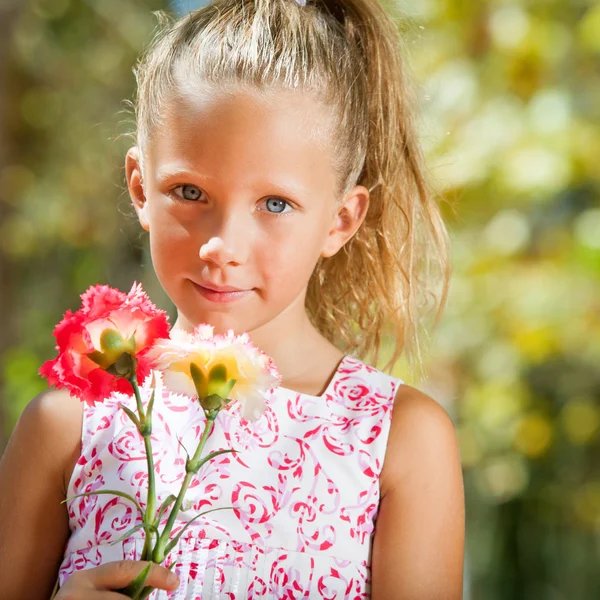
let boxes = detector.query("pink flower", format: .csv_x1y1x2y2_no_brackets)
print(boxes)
40,282,170,406
147,325,281,421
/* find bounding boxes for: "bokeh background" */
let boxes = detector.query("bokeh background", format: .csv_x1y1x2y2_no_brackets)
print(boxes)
1,0,599,598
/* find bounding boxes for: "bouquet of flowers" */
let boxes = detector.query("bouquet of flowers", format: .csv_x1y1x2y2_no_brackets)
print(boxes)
40,283,280,599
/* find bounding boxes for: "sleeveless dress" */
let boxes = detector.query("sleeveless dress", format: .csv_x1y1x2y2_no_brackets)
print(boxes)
58,354,404,599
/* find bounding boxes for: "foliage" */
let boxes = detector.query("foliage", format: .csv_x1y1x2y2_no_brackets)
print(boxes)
0,0,173,432
1,0,599,598
392,1,600,598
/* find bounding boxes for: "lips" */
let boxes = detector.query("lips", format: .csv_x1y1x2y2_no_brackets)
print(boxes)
199,282,249,293
191,281,253,304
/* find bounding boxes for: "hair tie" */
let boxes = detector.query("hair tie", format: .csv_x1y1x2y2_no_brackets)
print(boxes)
293,0,346,25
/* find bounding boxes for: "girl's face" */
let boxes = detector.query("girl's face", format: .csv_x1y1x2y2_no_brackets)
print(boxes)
126,87,368,340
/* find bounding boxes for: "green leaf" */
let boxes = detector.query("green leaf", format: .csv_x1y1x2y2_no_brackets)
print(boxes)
208,365,237,399
208,363,227,385
110,523,145,545
216,378,236,400
114,561,152,598
87,350,111,369
189,363,208,398
111,523,157,548
61,490,144,518
202,448,238,462
176,436,190,461
156,494,177,524
163,506,234,555
119,403,141,430
146,386,156,420
187,448,238,474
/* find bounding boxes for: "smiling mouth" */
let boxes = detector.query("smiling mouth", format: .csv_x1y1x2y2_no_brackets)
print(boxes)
200,282,248,293
191,281,254,304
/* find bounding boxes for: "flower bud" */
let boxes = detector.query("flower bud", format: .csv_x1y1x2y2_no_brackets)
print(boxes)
189,363,208,398
86,329,137,378
148,325,280,422
207,363,236,399
199,393,229,413
105,352,136,379
190,363,237,415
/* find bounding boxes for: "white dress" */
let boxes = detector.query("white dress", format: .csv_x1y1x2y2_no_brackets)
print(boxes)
58,354,403,599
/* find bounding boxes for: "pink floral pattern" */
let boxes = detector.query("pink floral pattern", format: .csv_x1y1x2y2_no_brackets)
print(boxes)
58,355,402,599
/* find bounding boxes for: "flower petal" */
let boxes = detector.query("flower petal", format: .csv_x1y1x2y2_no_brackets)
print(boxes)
155,325,280,421
40,283,170,405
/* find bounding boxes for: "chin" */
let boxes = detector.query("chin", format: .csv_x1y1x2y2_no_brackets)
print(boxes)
179,308,246,334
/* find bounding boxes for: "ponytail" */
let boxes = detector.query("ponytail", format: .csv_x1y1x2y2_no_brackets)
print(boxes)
132,0,450,375
306,0,451,375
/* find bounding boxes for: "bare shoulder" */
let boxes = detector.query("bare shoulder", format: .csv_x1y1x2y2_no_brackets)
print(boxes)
380,383,459,497
371,384,465,599
14,387,83,493
0,388,83,599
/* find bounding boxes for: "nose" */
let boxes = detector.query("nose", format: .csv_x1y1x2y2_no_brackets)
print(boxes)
198,202,251,267
199,235,245,267
200,237,227,262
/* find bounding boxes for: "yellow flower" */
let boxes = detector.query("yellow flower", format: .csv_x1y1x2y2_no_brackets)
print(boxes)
147,325,281,421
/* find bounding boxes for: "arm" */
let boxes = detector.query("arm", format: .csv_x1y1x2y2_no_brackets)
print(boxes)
0,388,83,600
371,385,465,600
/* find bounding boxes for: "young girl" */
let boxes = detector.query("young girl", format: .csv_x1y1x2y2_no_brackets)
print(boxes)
0,0,465,598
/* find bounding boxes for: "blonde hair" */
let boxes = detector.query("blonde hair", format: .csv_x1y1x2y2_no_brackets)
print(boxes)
131,0,450,376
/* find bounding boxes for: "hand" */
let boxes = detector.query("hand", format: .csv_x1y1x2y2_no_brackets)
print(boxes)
55,560,180,599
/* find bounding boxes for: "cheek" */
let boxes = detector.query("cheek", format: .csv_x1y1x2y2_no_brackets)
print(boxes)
257,225,322,285
148,213,194,272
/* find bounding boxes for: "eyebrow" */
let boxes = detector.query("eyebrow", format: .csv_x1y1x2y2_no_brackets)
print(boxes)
155,166,311,200
156,166,215,185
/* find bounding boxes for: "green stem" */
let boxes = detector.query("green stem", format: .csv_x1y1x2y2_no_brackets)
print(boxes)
130,373,157,562
152,414,216,563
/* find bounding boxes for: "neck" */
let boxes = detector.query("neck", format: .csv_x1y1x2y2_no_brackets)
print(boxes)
171,294,338,385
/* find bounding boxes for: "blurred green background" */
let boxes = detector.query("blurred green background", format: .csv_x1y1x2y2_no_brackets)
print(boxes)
0,0,599,598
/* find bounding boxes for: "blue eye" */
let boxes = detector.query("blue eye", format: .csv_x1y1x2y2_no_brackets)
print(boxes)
264,198,292,215
172,184,202,201
169,185,293,215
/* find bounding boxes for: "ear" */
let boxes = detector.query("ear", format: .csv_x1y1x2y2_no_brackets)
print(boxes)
321,185,370,258
125,146,150,232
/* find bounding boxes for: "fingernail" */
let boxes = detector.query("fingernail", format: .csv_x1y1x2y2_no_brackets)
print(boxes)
168,572,179,586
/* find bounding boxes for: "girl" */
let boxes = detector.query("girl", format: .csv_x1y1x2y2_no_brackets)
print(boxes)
0,0,465,598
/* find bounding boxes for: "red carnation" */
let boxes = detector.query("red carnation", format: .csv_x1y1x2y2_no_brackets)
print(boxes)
40,282,170,406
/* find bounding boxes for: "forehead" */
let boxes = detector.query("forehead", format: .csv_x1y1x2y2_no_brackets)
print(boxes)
146,85,338,194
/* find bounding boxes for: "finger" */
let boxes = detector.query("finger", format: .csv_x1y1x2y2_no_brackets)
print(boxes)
87,592,138,600
85,561,180,591
56,589,130,600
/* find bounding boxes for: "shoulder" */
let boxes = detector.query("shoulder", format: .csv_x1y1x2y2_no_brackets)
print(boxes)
371,384,465,598
13,388,83,495
0,389,83,599
380,383,460,497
